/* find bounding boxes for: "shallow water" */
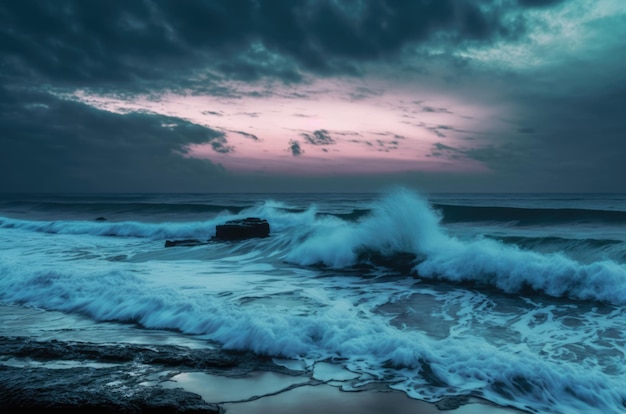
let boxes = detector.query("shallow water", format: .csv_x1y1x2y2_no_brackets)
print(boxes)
2,189,626,413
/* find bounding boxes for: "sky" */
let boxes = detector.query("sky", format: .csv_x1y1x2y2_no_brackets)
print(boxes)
1,0,625,193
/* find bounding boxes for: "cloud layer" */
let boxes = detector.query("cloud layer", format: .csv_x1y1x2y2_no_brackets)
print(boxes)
1,0,625,192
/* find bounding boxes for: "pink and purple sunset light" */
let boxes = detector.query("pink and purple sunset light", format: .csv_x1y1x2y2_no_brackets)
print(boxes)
70,79,495,176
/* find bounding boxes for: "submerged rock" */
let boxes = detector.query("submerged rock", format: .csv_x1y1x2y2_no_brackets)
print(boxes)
164,218,270,247
164,239,207,248
214,217,270,241
0,336,293,413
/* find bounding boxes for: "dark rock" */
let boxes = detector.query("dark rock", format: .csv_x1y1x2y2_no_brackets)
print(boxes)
0,336,299,413
214,217,270,241
164,239,207,248
164,218,270,247
0,373,220,414
94,217,107,221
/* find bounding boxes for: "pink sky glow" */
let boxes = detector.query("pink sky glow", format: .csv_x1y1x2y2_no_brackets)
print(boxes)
68,77,503,176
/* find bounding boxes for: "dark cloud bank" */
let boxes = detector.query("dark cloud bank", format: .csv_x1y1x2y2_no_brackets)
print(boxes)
301,130,335,146
0,86,226,192
1,0,625,192
1,0,559,86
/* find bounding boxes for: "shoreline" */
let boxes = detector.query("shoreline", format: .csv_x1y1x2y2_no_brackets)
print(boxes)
0,334,528,414
217,381,528,414
0,305,528,413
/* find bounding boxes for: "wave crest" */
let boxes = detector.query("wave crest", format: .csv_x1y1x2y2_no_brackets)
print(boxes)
282,188,626,305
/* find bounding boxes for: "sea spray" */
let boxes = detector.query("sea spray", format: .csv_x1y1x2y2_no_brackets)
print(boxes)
3,190,626,413
284,188,448,267
0,216,219,240
416,237,626,304
278,189,626,305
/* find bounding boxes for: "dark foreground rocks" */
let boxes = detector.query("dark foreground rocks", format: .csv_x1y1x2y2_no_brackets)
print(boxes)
0,336,293,414
164,239,206,248
0,337,518,414
214,218,270,241
165,217,270,247
1,370,215,414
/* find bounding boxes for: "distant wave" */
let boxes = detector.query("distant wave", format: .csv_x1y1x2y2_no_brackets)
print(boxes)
281,189,626,306
8,197,624,226
487,235,626,262
433,204,626,225
0,195,626,226
0,199,373,223
0,200,249,216
4,189,626,305
0,216,219,240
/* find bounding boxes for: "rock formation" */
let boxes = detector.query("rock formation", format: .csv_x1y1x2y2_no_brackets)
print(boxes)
214,217,270,241
164,217,270,247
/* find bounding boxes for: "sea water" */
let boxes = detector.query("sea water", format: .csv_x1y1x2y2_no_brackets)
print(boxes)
1,188,626,413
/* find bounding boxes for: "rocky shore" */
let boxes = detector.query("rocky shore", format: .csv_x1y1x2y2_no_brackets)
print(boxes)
0,336,526,414
1,337,223,412
0,336,299,413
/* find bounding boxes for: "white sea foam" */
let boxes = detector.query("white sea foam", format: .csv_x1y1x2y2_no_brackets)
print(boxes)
278,188,626,305
1,250,625,414
4,188,626,305
3,189,626,413
0,215,219,239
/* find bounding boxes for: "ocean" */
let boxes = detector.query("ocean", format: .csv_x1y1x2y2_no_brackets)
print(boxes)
1,188,626,413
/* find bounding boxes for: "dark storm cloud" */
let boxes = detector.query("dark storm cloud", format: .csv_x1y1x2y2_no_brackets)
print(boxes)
0,1,185,87
202,111,223,117
517,0,567,8
429,142,464,159
421,106,454,114
349,139,373,146
229,130,260,141
411,122,471,139
429,128,447,138
422,107,451,114
370,132,407,140
500,83,626,191
0,0,563,89
347,135,399,152
463,144,519,165
288,140,303,156
301,130,335,146
210,137,235,154
375,139,400,152
429,140,522,167
432,142,460,152
0,86,227,192
424,73,626,192
429,141,516,164
348,86,384,101
413,100,454,114
2,0,624,193
215,51,303,83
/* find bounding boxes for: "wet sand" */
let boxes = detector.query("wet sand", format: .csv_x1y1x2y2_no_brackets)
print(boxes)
0,304,528,413
166,370,527,414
